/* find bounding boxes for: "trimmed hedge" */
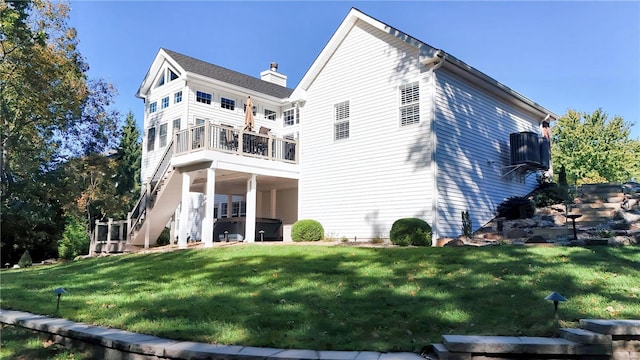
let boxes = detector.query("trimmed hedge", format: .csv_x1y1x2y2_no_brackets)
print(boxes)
390,218,432,247
291,219,324,242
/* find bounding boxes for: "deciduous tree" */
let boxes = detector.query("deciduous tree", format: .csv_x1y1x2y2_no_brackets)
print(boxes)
551,109,638,185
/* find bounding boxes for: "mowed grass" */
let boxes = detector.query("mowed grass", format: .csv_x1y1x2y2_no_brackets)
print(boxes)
1,245,639,352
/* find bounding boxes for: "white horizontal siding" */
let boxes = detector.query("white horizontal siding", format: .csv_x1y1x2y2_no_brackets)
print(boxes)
299,20,434,240
434,69,541,237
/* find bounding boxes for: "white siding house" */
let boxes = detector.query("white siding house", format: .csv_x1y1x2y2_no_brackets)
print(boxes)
132,8,556,248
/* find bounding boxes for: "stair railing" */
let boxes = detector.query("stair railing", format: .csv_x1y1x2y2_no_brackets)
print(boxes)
127,139,175,240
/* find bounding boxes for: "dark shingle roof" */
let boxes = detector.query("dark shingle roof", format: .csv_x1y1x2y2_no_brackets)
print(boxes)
162,48,294,99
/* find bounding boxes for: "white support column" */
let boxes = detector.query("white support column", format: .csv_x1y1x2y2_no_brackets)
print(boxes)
144,218,151,249
169,213,176,246
178,172,190,248
270,189,277,218
245,174,257,242
227,195,233,218
202,167,216,247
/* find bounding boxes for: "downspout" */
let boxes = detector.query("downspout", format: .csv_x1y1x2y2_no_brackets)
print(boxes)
427,51,446,244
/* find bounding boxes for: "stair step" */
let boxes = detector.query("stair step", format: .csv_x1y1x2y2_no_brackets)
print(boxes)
581,319,640,336
442,335,576,354
431,343,469,360
559,328,612,344
574,203,622,210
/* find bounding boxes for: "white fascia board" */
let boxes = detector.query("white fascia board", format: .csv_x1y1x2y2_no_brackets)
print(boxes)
186,72,289,105
137,49,187,100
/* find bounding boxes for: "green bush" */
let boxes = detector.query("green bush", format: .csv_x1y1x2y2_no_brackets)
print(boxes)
496,196,535,220
291,219,324,242
531,182,570,208
58,216,90,260
390,218,432,247
461,210,472,238
18,250,32,268
157,227,171,246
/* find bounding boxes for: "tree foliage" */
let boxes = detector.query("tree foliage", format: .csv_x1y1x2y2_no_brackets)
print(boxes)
1,0,121,265
551,109,639,185
114,112,142,216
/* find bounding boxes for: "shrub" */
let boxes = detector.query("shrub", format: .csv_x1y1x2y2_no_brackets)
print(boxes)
291,219,324,242
157,227,171,246
496,196,535,220
531,182,570,208
390,218,432,247
461,210,472,238
18,250,32,268
58,216,90,260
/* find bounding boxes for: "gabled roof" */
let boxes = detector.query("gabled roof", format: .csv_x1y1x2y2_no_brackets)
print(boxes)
137,49,294,100
291,8,557,121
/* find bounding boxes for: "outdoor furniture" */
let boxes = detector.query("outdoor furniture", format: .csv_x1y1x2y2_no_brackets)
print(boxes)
220,127,238,151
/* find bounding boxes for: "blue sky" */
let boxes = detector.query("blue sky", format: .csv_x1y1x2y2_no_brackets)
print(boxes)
68,1,640,139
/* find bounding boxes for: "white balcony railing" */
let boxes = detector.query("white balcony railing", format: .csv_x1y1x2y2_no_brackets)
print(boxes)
174,123,297,163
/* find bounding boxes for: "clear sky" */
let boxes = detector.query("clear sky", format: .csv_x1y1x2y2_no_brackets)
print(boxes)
68,1,640,139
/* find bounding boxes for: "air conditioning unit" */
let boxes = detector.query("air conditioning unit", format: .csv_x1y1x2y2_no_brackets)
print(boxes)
509,132,540,167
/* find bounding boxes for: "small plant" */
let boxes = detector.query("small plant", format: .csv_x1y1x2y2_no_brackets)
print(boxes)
496,196,535,220
595,224,614,238
157,227,171,246
291,219,324,242
18,250,32,268
390,218,432,247
531,182,570,208
58,216,90,260
371,234,385,244
340,236,349,243
461,210,472,238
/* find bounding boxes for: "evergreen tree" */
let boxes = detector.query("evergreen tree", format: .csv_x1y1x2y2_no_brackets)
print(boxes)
114,112,142,216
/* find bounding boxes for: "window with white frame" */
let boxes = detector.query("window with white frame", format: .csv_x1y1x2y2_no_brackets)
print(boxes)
265,109,276,121
334,101,350,140
399,81,419,126
283,108,295,126
149,101,157,113
169,69,178,81
196,91,212,104
174,91,182,103
159,123,168,147
195,118,206,126
161,96,169,109
231,201,245,217
172,118,181,133
221,97,235,110
147,127,156,151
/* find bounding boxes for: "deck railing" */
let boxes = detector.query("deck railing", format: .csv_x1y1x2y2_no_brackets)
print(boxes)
174,123,298,163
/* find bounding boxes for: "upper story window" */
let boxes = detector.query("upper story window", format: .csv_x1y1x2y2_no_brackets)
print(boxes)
147,127,156,151
195,118,206,126
265,109,276,121
221,97,235,111
174,91,182,104
399,81,419,126
159,123,168,147
161,96,169,109
284,108,299,126
169,69,178,81
334,101,350,141
149,101,157,113
196,91,212,105
172,118,181,133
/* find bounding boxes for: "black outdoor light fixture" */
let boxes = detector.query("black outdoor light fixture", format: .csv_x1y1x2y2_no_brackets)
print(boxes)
53,287,68,311
544,291,567,319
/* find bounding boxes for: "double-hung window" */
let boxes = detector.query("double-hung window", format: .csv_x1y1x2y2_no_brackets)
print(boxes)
283,109,295,126
159,123,168,147
161,96,169,109
399,82,419,126
334,101,350,141
174,91,182,104
149,101,157,113
196,91,212,104
147,127,156,151
221,97,235,110
265,109,276,121
172,118,181,133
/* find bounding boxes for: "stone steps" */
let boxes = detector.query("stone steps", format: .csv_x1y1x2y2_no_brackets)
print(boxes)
430,319,640,359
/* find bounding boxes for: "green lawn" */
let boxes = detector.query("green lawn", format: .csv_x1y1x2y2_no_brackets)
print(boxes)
1,245,638,352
